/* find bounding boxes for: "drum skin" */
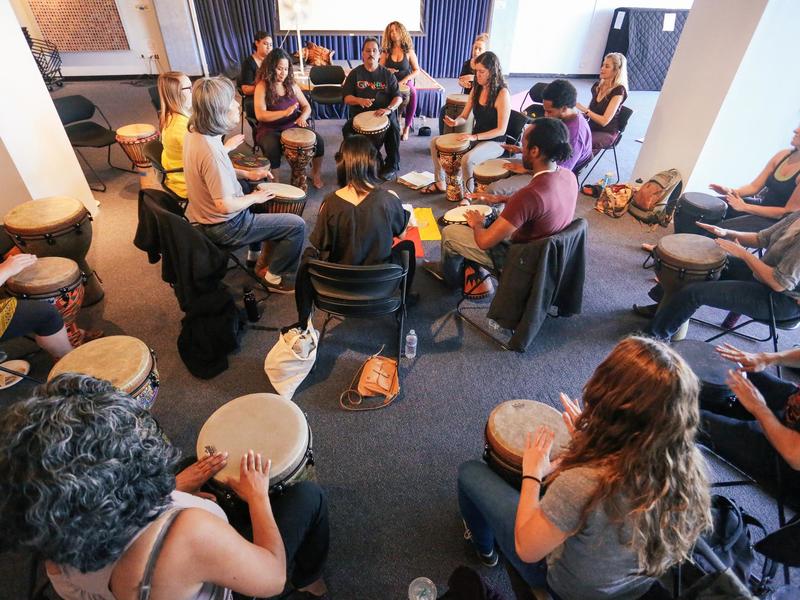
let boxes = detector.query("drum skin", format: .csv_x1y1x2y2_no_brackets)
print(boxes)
672,340,738,413
442,204,493,226
115,124,159,169
673,193,728,236
252,183,307,216
281,127,316,149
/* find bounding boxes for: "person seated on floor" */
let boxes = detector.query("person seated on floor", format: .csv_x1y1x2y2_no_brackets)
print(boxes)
342,37,403,181
468,79,593,204
183,76,305,294
239,30,273,97
635,215,800,340
576,52,628,153
424,51,511,197
0,373,330,600
254,48,324,189
702,343,800,500
458,336,711,599
707,123,800,233
425,117,577,289
0,253,73,359
295,135,415,323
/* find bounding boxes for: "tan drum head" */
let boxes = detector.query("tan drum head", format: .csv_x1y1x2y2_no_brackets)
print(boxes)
353,111,389,133
474,159,510,179
436,133,471,153
446,93,470,106
442,204,492,225
4,197,87,235
399,83,410,94
6,257,81,296
48,335,153,395
281,127,316,148
197,393,310,486
486,400,570,467
656,233,727,270
116,123,158,139
257,182,306,200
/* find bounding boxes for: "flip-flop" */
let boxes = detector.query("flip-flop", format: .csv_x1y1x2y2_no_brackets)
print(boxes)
421,182,445,195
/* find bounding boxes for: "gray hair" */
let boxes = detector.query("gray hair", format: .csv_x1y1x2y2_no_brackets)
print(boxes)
189,76,238,136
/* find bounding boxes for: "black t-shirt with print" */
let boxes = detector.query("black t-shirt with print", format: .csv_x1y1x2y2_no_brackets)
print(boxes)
342,64,400,117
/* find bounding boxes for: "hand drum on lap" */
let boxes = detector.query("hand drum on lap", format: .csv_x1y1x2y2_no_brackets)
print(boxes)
230,152,271,172
352,112,390,150
473,159,511,192
254,182,307,217
673,193,728,236
441,204,493,226
672,340,739,415
115,123,159,169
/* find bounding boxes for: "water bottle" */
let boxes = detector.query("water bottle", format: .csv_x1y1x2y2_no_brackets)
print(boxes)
405,329,418,359
600,171,614,190
243,287,259,322
408,577,437,600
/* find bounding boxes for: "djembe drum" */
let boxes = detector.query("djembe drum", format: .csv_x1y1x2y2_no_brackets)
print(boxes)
352,111,390,151
253,183,307,217
673,192,728,237
281,127,316,192
230,152,271,179
436,133,471,203
4,196,103,305
672,340,741,416
443,93,474,134
5,257,86,346
115,123,159,169
48,336,160,409
473,159,511,193
441,204,493,227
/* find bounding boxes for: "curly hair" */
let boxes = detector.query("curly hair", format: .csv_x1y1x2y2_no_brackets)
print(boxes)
0,374,180,572
471,51,507,110
256,48,296,109
550,336,711,577
381,21,413,54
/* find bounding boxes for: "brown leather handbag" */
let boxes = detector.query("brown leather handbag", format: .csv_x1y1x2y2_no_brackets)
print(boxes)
339,349,399,411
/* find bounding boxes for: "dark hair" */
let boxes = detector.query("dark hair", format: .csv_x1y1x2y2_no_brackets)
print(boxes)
525,117,572,163
542,79,577,109
252,30,271,50
472,51,507,109
256,48,296,107
362,37,380,51
335,135,381,194
0,374,180,572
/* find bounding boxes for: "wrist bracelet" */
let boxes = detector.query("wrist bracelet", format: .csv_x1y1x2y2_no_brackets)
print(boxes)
522,475,542,485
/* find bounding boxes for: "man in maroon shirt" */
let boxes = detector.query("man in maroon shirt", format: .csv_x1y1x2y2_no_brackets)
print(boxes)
426,118,578,288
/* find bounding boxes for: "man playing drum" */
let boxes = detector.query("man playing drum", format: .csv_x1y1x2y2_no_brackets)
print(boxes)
342,37,403,181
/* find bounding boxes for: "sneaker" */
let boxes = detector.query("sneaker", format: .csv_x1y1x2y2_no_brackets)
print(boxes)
476,547,499,568
632,303,658,319
263,277,295,295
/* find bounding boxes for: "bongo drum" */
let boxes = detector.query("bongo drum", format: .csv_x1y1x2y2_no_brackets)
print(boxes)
230,152,271,177
441,204,493,226
48,336,159,409
254,182,307,217
436,134,471,203
280,127,317,192
115,124,159,169
484,400,570,488
672,340,739,415
4,196,103,305
653,233,727,340
5,257,86,346
196,393,314,502
673,192,728,237
353,111,390,151
473,159,511,192
443,93,474,134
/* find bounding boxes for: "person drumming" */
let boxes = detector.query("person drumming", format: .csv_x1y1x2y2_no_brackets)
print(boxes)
423,52,511,197
342,37,402,181
438,33,489,135
576,52,628,152
380,21,421,141
239,30,273,97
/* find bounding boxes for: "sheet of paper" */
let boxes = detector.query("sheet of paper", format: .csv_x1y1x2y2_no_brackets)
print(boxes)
663,13,676,32
614,11,626,30
414,207,440,241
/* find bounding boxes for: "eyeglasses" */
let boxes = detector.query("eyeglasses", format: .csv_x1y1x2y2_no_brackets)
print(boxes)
181,86,192,91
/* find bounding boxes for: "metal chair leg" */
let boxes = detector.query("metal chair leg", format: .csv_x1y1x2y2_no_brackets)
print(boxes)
579,149,607,187
106,144,138,174
612,145,620,182
226,252,271,294
75,148,106,192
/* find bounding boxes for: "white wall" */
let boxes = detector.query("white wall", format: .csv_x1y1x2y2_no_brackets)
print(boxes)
10,0,169,76
505,0,694,75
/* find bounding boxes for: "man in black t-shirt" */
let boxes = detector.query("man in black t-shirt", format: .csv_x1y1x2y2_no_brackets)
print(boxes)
342,37,402,179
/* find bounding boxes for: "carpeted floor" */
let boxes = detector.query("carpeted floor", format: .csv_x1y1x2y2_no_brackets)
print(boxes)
0,76,796,599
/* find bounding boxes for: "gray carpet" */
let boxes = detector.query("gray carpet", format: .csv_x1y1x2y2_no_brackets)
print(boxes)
0,76,796,599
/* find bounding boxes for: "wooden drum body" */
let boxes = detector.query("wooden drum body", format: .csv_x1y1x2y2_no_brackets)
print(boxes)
443,93,474,134
484,400,570,488
473,159,511,193
281,127,316,192
48,335,160,409
116,124,159,169
353,112,390,151
6,257,85,346
254,183,307,217
4,196,103,305
436,134,471,203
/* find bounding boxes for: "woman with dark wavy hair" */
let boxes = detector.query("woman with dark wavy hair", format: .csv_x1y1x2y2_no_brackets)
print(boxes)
254,48,324,188
424,51,511,198
0,374,330,600
380,21,421,141
457,336,711,599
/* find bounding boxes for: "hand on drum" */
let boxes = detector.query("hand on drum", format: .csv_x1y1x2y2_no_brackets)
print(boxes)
464,209,485,229
294,117,310,128
500,144,522,155
559,392,583,435
465,191,501,205
458,75,474,89
725,190,747,212
175,452,228,501
715,237,749,259
503,161,529,175
227,450,272,505
522,426,555,480
223,134,246,152
374,108,390,117
0,253,37,281
708,183,731,196
715,342,769,372
358,98,374,109
443,115,458,127
695,221,728,238
726,369,768,417
244,167,274,182
251,188,276,205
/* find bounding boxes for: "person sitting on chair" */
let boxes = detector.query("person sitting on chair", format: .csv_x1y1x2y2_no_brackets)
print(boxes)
437,33,490,135
0,373,330,599
425,117,577,289
183,76,305,294
457,336,711,599
576,52,628,152
239,31,273,97
157,71,194,201
635,215,800,339
342,37,403,181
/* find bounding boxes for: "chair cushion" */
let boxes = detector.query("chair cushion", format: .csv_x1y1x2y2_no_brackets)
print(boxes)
65,122,117,147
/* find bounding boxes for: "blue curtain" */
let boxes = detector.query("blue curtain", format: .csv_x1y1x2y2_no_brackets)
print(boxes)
194,0,492,118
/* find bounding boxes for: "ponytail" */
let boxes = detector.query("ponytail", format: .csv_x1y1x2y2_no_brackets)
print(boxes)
525,117,573,163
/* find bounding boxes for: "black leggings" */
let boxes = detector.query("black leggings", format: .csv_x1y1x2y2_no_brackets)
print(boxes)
256,129,325,169
0,299,63,341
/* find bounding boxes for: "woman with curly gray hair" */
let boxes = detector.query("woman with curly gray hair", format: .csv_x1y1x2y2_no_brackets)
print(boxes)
0,374,330,600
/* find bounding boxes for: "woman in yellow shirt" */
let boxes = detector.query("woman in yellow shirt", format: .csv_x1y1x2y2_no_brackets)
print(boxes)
158,71,193,199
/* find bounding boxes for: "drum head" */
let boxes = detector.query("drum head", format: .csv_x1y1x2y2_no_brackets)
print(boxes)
6,257,81,295
197,393,310,486
443,204,492,225
486,400,570,467
48,336,153,394
680,192,727,212
281,127,316,148
656,233,726,269
436,133,470,153
672,340,731,390
446,93,470,106
474,159,510,179
116,123,157,139
257,182,306,200
229,152,271,170
4,197,87,235
353,111,389,133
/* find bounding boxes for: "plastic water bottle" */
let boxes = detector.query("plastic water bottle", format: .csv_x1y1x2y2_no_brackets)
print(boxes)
600,171,614,190
408,577,437,600
243,287,259,322
405,329,418,359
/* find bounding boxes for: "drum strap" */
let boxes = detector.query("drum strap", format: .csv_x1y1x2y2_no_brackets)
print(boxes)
138,508,183,600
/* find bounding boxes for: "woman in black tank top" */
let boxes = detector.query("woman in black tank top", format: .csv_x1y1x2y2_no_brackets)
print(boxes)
380,21,422,140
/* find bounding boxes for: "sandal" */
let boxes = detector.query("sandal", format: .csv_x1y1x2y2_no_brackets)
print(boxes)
421,182,445,195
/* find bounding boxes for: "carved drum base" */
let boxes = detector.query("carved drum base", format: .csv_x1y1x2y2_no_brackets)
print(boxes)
283,146,315,193
438,150,467,203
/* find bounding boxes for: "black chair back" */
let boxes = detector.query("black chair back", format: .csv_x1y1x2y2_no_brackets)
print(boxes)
617,105,633,133
147,85,161,114
310,65,346,86
144,140,166,173
504,110,531,146
53,95,95,125
529,82,548,103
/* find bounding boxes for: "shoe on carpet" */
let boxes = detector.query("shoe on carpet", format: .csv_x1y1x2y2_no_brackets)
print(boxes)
632,303,658,319
263,276,295,295
476,547,499,568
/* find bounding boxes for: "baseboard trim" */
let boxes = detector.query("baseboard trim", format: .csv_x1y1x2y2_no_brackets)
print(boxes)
509,73,596,79
62,74,158,82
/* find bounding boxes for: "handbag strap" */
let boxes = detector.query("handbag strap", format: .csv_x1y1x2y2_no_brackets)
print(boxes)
139,508,183,600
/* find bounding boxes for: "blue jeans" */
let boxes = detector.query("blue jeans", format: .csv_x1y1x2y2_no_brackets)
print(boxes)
457,461,549,590
200,209,305,278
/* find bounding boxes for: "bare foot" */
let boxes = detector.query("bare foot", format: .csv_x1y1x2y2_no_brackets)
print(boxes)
641,242,655,252
401,127,410,141
298,577,328,597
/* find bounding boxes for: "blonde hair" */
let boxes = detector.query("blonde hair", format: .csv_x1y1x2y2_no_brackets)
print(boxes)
188,77,237,136
474,32,489,45
551,336,711,576
157,71,187,131
603,52,629,91
381,21,413,53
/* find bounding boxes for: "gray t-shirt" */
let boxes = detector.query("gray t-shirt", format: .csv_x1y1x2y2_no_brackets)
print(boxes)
757,211,800,300
183,130,244,225
541,467,653,600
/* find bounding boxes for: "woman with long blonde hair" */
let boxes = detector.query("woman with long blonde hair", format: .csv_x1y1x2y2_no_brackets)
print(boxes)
380,21,421,141
576,52,629,150
458,336,711,599
157,71,193,199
